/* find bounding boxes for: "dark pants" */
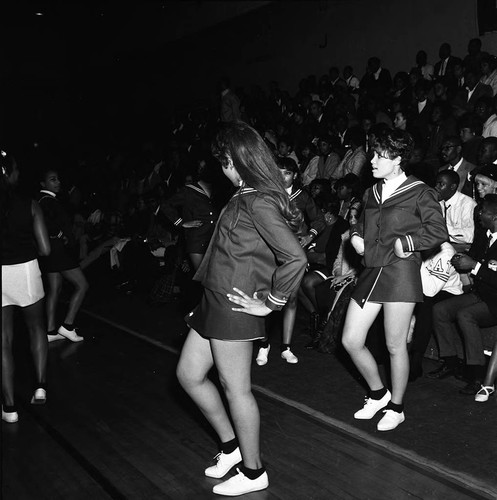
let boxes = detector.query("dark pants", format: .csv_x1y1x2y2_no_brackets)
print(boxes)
411,291,456,357
432,293,497,366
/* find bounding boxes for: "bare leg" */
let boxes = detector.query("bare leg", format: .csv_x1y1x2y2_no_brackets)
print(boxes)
299,273,323,313
45,273,63,331
342,300,384,391
189,253,204,272
282,293,297,345
483,339,497,387
177,329,235,443
60,267,89,325
211,338,262,469
23,298,48,387
2,306,15,407
383,302,416,405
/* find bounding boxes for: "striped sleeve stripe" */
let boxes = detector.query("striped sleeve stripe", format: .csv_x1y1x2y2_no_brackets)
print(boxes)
174,218,183,226
310,228,318,236
268,294,287,306
406,234,415,252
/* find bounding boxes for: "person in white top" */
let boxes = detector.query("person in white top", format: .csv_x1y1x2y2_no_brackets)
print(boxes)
475,96,497,138
480,55,497,96
435,169,477,252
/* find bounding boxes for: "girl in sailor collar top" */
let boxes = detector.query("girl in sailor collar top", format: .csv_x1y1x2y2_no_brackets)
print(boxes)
176,122,307,496
341,130,447,432
256,156,326,365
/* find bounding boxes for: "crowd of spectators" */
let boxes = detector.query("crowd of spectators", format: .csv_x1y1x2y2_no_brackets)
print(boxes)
10,36,497,405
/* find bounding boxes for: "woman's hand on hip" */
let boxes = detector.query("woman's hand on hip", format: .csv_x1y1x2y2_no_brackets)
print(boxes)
227,287,272,316
394,237,413,258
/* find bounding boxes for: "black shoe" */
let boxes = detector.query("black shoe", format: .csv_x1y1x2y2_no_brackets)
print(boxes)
427,363,456,379
459,380,482,395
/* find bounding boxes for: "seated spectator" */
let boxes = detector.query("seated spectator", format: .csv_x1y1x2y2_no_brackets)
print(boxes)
309,178,332,201
296,141,317,173
219,77,241,122
459,112,484,165
434,42,457,79
416,50,434,81
480,54,497,96
435,169,477,251
474,165,497,200
438,135,476,197
409,242,464,381
301,135,340,186
474,95,497,138
394,108,423,147
343,65,360,100
424,102,457,168
277,136,300,166
360,56,393,103
297,195,351,341
452,68,492,117
430,194,497,395
476,136,497,176
335,173,363,223
463,38,485,75
390,71,412,110
333,127,367,181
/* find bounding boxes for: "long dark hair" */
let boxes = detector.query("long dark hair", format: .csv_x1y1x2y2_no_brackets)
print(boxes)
1,150,17,237
212,121,302,232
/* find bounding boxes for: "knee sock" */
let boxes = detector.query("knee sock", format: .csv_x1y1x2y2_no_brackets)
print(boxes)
240,464,266,480
220,437,239,454
370,387,388,400
386,401,404,413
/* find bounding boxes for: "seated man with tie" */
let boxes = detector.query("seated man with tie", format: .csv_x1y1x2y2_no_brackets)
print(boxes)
438,136,475,197
430,194,497,395
435,169,477,252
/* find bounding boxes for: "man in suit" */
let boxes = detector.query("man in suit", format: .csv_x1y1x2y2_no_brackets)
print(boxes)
430,194,497,394
360,56,392,103
439,136,476,197
434,42,457,79
452,69,493,117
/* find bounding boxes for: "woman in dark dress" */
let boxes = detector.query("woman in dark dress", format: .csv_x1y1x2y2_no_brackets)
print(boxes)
176,122,307,496
38,169,88,342
2,151,51,422
342,130,447,431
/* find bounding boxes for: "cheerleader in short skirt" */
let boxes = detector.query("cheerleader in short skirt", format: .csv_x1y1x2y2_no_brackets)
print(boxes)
341,130,448,432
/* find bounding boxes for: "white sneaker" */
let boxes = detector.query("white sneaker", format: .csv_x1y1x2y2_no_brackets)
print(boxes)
31,388,47,405
281,348,298,364
377,409,405,431
256,345,270,366
48,333,65,343
205,448,242,479
58,325,84,342
2,407,19,423
354,390,391,419
475,385,495,402
212,468,269,496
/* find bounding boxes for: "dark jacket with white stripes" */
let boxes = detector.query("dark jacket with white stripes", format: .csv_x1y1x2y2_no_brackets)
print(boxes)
161,182,220,253
194,187,307,311
352,176,448,268
289,187,326,238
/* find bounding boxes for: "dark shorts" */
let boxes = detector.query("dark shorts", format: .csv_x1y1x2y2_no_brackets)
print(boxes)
185,288,266,341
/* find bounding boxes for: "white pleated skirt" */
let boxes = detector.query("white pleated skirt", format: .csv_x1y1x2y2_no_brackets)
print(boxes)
2,259,45,307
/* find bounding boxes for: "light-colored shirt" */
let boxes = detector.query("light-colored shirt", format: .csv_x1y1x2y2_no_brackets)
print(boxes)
440,191,477,245
482,114,497,138
382,173,407,202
